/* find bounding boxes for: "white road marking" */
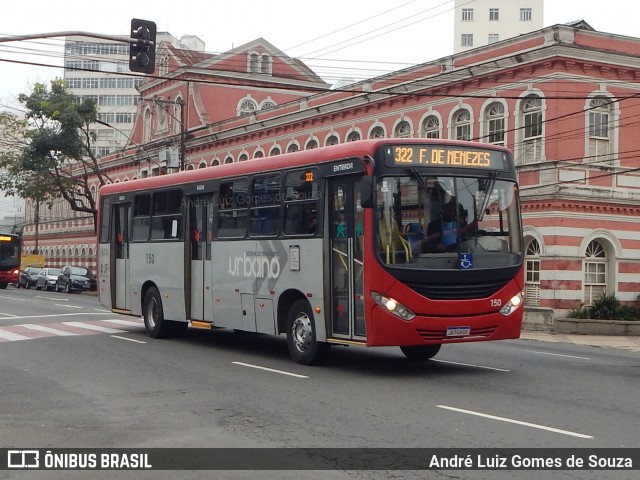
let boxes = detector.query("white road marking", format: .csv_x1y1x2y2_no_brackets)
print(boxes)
232,361,309,379
54,304,84,309
111,335,146,344
0,312,18,317
20,324,79,336
525,350,591,360
62,322,125,334
0,294,32,302
437,405,593,439
431,359,510,372
0,330,31,341
36,296,67,301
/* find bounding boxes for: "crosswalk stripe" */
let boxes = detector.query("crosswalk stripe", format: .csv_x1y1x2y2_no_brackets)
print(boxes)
102,319,144,327
62,321,126,334
20,324,79,336
0,330,31,341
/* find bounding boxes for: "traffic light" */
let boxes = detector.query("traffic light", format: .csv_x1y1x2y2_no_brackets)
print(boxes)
129,18,156,74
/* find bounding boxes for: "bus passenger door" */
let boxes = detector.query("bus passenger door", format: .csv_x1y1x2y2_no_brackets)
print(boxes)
188,194,212,321
329,178,365,340
113,203,131,311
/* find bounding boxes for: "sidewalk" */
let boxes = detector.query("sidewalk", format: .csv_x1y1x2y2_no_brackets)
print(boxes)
520,330,640,353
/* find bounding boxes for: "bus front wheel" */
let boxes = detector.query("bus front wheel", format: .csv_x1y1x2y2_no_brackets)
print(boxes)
143,287,173,339
286,299,330,365
400,344,442,361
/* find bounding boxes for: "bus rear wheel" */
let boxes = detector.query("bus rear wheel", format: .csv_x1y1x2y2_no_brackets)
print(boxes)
286,299,330,365
400,344,442,361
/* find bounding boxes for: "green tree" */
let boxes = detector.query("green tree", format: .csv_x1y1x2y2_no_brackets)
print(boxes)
0,79,111,232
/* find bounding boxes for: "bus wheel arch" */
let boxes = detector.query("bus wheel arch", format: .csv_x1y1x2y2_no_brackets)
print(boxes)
141,284,187,338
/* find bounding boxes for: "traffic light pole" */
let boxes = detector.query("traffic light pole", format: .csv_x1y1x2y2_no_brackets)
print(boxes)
1,19,156,74
0,31,149,46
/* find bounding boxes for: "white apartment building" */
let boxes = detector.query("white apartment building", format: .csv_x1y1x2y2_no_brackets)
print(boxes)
454,0,544,53
64,32,205,156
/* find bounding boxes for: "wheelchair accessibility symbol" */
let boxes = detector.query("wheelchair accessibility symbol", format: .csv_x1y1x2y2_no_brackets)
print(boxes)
459,253,473,270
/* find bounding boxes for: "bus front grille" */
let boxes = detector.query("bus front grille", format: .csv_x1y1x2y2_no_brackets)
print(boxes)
406,280,508,300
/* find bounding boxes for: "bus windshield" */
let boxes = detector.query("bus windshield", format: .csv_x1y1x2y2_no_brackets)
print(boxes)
376,174,522,269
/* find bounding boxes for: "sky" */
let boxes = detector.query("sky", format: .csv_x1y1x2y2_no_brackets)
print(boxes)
0,0,636,110
0,0,635,218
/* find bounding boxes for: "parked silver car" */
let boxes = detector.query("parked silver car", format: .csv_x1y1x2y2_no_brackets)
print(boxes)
35,268,62,291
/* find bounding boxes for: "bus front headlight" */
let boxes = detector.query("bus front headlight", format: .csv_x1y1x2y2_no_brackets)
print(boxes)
500,291,524,316
371,292,416,321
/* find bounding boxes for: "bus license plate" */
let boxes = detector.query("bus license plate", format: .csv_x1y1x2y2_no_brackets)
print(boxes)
446,326,471,337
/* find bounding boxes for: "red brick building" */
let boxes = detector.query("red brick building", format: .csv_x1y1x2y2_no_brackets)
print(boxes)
22,22,640,317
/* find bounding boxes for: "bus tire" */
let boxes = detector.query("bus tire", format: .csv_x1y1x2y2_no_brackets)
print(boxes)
400,344,442,361
286,299,330,365
0,282,7,289
143,287,173,339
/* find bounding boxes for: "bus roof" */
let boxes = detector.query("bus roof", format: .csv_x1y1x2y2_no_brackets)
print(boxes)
99,138,512,196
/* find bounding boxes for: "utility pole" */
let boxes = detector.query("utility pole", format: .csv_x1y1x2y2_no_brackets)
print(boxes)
179,98,186,170
152,97,187,170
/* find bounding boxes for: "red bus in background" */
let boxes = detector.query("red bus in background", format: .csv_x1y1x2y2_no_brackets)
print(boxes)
0,233,21,289
98,139,524,365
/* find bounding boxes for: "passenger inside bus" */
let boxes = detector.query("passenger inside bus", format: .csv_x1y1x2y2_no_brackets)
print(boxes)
307,216,318,234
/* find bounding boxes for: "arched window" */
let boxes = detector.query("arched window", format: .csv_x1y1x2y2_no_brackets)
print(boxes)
521,95,542,163
394,120,411,138
224,156,233,164
584,240,607,305
422,115,440,138
269,146,281,156
287,143,299,153
199,161,207,169
346,131,361,142
485,102,505,146
143,108,152,143
261,55,271,74
260,101,275,110
212,159,221,166
588,97,610,163
369,126,385,138
326,134,339,146
237,98,257,117
239,153,249,162
305,139,318,150
454,109,471,141
525,239,541,307
249,53,259,73
254,150,264,159
155,102,167,129
159,56,169,76
173,97,182,134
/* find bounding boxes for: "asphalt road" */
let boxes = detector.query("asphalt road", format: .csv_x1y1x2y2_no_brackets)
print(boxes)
0,286,638,480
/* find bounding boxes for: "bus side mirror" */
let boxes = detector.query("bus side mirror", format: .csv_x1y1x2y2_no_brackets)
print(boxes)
360,176,374,208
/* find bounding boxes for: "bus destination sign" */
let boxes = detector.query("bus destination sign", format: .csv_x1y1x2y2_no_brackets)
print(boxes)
385,145,505,170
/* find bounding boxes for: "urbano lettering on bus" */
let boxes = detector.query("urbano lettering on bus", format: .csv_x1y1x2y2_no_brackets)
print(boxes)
228,252,281,279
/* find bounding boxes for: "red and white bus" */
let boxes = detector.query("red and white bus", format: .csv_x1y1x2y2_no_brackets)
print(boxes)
0,233,21,289
98,139,524,364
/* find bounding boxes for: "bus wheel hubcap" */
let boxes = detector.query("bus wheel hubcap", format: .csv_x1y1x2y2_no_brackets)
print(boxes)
292,314,312,352
147,298,157,328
